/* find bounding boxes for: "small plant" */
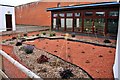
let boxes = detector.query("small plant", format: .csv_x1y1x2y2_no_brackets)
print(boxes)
81,51,85,53
85,60,90,63
42,32,46,35
104,39,111,43
59,69,74,79
71,33,76,37
99,55,103,57
17,34,21,39
24,45,34,54
9,41,14,44
12,37,17,40
52,33,56,36
36,34,39,36
109,50,112,53
37,55,49,64
68,54,71,57
68,47,70,49
24,33,27,37
16,42,22,46
2,40,6,43
49,33,53,37
54,50,57,53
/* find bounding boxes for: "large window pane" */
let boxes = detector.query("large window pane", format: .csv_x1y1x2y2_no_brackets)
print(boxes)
75,13,81,17
53,14,58,17
59,13,65,17
59,18,65,31
66,18,73,31
74,18,82,32
53,18,56,29
108,19,118,36
67,13,73,17
96,12,105,16
85,12,93,16
94,18,105,34
84,19,93,32
109,11,118,16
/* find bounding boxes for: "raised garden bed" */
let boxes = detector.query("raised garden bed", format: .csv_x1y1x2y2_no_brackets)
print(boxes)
13,44,92,79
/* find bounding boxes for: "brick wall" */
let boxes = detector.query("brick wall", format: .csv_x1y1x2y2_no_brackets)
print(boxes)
15,2,90,26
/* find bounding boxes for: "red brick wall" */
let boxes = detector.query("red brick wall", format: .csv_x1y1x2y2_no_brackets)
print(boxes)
15,2,91,26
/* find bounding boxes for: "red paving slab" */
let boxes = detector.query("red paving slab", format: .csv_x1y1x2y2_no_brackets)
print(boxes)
1,45,27,78
25,39,116,78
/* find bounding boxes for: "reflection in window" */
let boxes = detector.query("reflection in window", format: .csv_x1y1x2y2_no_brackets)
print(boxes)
75,13,80,17
94,18,105,34
67,13,73,17
108,19,118,35
53,14,58,17
66,18,73,31
109,11,118,16
84,19,93,32
59,13,65,17
85,12,93,16
96,12,105,16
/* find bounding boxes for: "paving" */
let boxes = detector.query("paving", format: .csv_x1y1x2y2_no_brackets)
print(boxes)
0,25,50,36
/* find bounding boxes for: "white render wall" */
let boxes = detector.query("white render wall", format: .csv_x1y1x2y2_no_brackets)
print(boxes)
113,5,120,80
0,5,16,32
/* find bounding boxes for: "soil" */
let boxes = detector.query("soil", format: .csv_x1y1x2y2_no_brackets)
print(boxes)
24,38,116,78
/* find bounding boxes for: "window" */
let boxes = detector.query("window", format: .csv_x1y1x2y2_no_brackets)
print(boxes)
85,12,93,16
75,13,80,17
108,19,118,35
53,14,58,17
59,13,65,17
94,18,105,34
109,11,118,16
84,19,93,32
67,13,73,17
96,12,105,16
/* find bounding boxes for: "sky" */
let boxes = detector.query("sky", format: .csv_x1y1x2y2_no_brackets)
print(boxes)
0,0,118,6
0,0,40,6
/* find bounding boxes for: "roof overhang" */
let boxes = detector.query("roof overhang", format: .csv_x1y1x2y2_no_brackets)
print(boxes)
47,2,120,11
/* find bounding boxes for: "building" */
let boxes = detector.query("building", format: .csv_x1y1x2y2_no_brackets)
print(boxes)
0,4,16,32
47,2,119,36
15,2,92,26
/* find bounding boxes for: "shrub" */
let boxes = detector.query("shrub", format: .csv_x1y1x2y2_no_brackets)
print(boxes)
24,45,34,54
12,37,17,40
59,69,74,79
16,42,22,46
52,33,56,36
103,39,111,43
37,55,49,64
42,32,46,35
2,40,6,43
10,41,14,44
24,33,27,37
49,33,53,37
71,33,76,37
36,34,39,36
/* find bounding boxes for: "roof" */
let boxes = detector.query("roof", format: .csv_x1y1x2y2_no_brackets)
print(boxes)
47,2,120,11
0,4,14,7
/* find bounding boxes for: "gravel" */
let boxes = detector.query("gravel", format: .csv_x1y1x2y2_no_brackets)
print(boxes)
13,44,91,79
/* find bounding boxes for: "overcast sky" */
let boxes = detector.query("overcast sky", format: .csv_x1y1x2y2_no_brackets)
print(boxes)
0,0,118,6
0,0,40,6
